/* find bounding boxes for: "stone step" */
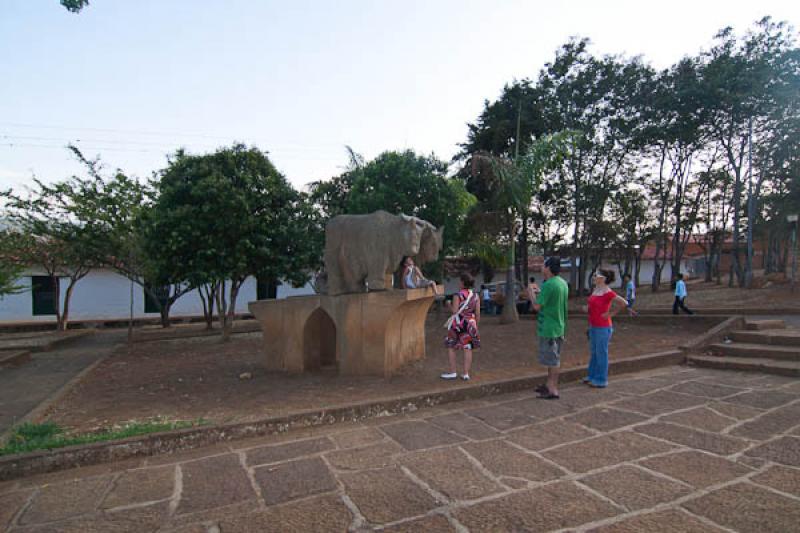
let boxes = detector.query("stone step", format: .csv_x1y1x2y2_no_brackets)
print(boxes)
744,319,787,331
0,350,31,368
688,355,800,377
731,329,800,346
708,342,800,361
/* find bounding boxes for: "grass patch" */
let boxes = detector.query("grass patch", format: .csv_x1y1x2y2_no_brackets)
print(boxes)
0,418,207,456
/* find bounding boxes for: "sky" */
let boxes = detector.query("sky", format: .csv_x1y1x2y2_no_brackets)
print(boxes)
1,0,798,192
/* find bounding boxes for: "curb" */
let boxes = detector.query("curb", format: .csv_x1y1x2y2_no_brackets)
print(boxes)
0,350,31,368
0,348,684,481
678,315,745,353
131,321,261,344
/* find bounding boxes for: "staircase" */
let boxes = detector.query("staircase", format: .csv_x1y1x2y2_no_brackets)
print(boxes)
688,319,800,377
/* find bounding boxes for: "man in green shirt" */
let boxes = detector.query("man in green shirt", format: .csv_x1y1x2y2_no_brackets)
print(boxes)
530,257,569,399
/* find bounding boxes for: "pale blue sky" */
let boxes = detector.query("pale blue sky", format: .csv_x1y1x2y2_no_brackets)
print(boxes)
1,0,797,191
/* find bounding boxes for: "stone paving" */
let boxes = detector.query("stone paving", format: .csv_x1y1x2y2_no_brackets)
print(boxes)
1,365,799,532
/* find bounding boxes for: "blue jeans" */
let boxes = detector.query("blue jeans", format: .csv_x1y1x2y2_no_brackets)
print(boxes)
588,327,613,387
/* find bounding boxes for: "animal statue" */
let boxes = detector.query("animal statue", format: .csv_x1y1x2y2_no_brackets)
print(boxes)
323,210,444,296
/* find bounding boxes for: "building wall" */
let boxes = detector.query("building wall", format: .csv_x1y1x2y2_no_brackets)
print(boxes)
0,269,315,323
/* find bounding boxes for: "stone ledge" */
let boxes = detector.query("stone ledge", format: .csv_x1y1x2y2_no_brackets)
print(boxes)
678,315,744,353
0,349,684,482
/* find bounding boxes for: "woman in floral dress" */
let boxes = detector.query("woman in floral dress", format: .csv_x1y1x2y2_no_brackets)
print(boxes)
442,273,480,381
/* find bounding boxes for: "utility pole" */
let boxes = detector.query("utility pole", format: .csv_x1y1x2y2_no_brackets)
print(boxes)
501,99,523,324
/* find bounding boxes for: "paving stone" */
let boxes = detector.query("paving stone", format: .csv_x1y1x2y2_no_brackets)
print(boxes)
461,439,564,481
400,447,502,500
543,431,673,473
177,454,255,515
324,440,404,470
245,436,334,466
506,419,595,451
454,481,619,531
708,400,765,420
752,465,800,497
744,436,800,466
380,420,466,450
0,489,32,530
102,466,175,509
730,402,800,440
380,513,455,532
639,450,753,488
218,494,352,532
683,482,800,533
18,501,170,533
749,374,800,388
611,390,707,415
340,466,441,525
330,427,385,449
161,500,259,531
634,422,750,455
254,456,337,506
579,465,691,511
145,443,232,466
502,395,576,419
566,407,649,431
723,390,797,410
560,388,621,409
606,377,669,395
426,412,500,440
19,475,111,525
592,509,726,532
661,406,737,433
668,380,745,398
464,404,536,430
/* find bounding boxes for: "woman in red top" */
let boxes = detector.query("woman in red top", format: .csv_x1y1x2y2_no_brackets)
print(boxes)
582,268,628,388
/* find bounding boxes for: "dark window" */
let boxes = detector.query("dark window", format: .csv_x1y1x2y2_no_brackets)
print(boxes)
144,284,170,313
257,278,278,300
32,276,58,316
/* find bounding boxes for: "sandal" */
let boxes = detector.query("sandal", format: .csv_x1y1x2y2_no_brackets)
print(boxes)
535,384,548,394
537,390,560,400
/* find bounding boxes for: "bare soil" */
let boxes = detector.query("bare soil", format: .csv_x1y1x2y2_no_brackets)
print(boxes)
45,312,711,433
632,280,800,309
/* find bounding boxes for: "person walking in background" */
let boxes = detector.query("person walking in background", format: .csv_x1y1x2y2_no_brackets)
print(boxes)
673,272,694,315
582,268,629,388
531,257,568,399
527,276,540,313
623,274,638,316
443,273,480,381
481,284,493,315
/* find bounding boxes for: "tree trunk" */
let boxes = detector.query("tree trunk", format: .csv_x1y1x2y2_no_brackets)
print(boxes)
159,304,171,329
59,278,77,332
199,282,217,330
501,220,519,324
520,215,529,285
223,281,242,341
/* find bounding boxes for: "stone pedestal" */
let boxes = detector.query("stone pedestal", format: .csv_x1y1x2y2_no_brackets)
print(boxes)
248,287,440,377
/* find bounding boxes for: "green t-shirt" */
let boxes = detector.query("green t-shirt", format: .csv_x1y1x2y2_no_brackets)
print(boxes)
536,276,569,338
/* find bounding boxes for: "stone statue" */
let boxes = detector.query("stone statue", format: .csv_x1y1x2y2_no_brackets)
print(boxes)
323,210,443,296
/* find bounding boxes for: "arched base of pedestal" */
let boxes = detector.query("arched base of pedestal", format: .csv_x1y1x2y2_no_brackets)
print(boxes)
248,288,439,377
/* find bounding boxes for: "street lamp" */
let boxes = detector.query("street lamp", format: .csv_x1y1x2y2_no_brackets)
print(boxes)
789,214,798,293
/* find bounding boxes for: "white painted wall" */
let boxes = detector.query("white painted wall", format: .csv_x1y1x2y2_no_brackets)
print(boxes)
0,268,315,323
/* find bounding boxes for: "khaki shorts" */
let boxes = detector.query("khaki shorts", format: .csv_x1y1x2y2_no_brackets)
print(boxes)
538,336,564,367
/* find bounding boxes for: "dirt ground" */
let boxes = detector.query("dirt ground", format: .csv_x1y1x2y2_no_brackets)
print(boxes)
45,313,712,433
633,279,800,309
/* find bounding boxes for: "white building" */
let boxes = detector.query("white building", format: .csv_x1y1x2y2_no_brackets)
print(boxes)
0,268,315,324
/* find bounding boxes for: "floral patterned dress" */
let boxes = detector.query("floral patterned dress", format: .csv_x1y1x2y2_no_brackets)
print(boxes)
444,289,480,350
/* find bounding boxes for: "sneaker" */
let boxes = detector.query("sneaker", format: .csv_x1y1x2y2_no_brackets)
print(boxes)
461,374,471,381
440,372,458,380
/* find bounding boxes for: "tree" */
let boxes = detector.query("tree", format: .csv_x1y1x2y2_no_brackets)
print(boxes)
309,149,476,283
60,0,89,13
64,147,195,329
1,182,96,330
151,144,315,340
0,230,27,298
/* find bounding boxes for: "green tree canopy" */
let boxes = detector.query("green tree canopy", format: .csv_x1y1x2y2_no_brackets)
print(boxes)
149,144,315,338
